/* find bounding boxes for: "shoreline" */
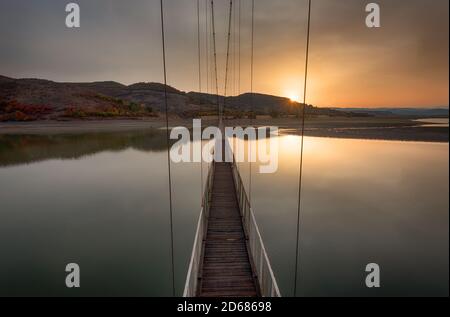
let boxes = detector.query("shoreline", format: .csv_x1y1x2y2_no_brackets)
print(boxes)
0,117,448,143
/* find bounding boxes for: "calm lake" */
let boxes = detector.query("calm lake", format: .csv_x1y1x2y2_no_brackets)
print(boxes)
0,129,448,296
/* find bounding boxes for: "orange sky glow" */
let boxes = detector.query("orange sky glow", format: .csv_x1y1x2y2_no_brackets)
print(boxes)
0,0,448,108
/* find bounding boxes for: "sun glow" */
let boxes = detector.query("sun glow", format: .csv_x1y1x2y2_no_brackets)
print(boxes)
288,93,300,103
284,87,301,103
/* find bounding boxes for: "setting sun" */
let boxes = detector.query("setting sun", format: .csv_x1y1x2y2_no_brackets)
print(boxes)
288,93,300,103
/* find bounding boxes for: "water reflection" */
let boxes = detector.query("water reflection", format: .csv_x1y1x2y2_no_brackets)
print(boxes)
0,130,448,296
236,135,449,296
0,130,201,296
0,129,171,167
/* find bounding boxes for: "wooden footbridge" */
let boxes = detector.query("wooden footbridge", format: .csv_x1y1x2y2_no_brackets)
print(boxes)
183,137,281,297
158,0,312,297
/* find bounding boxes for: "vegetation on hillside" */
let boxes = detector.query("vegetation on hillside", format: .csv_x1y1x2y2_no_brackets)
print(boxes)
0,95,157,121
0,75,385,122
0,100,53,121
62,94,157,119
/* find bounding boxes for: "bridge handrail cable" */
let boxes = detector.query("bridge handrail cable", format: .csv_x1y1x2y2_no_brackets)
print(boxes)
183,161,215,297
230,155,281,297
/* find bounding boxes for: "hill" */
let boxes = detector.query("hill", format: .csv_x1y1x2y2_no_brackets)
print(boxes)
0,75,355,121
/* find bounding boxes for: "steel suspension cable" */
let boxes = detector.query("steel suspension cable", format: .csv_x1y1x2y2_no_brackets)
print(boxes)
249,0,254,203
233,2,237,97
210,0,220,125
294,0,312,297
197,0,202,94
159,0,176,297
197,0,204,205
230,4,234,98
231,3,235,97
209,2,214,99
205,0,209,95
238,0,241,96
223,0,233,122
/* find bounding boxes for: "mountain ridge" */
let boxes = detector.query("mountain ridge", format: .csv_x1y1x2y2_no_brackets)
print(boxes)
4,75,441,121
1,75,324,121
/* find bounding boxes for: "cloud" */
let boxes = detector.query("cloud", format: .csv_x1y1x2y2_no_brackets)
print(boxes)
0,0,448,107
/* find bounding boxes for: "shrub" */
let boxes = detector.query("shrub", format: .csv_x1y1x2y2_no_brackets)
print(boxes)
63,107,87,118
0,100,53,121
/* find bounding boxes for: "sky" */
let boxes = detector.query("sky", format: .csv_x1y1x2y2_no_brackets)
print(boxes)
0,0,448,108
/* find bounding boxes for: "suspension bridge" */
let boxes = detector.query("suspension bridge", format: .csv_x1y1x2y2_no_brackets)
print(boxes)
159,0,312,297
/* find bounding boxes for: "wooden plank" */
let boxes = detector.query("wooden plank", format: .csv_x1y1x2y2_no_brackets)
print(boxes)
198,162,259,297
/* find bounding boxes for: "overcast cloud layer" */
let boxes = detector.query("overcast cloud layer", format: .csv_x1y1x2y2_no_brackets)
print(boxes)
0,0,448,107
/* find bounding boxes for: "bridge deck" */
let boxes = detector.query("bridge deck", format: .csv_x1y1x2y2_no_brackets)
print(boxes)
198,162,259,297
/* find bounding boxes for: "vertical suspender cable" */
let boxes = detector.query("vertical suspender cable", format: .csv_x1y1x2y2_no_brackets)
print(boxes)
234,2,237,97
249,0,255,202
197,0,204,204
231,3,235,97
238,0,241,96
205,0,209,95
294,0,312,297
209,2,214,100
223,0,233,121
197,0,202,94
210,0,220,125
159,0,176,297
230,5,234,98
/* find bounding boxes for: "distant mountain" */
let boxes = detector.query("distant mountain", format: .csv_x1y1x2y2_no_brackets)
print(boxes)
186,92,304,114
0,76,179,111
333,107,449,118
0,76,187,120
0,75,355,121
0,75,299,120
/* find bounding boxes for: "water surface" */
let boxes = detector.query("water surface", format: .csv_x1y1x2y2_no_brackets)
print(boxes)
414,118,449,127
0,130,448,296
